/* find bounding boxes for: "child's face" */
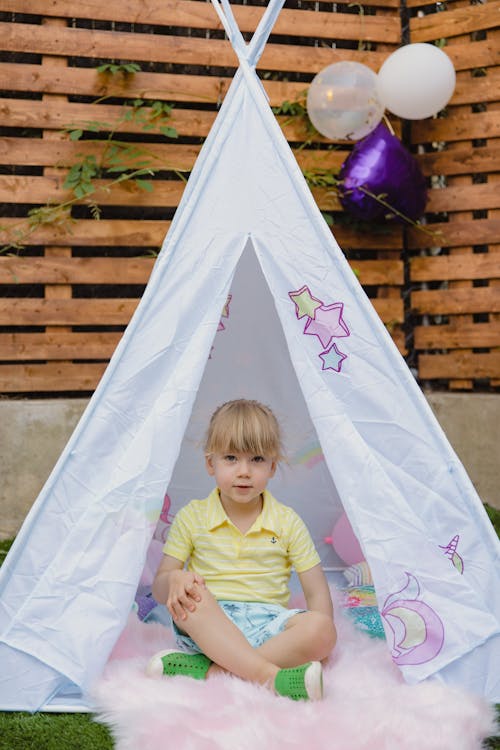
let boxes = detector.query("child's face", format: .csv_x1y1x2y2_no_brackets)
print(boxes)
205,451,276,509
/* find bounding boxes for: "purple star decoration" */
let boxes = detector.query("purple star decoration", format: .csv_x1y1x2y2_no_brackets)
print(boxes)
289,286,350,374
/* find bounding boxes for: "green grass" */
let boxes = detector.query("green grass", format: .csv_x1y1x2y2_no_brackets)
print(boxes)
485,504,500,537
0,712,113,750
0,538,13,565
1,508,500,749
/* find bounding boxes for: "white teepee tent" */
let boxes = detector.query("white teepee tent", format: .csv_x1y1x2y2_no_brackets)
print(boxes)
0,0,498,713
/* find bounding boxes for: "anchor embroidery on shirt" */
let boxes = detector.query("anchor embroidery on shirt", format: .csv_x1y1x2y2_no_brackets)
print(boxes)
270,536,278,544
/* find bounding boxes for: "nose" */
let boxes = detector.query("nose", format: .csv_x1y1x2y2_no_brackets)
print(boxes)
237,459,251,476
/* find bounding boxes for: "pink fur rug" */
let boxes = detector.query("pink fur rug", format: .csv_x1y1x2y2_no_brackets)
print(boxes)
92,591,496,750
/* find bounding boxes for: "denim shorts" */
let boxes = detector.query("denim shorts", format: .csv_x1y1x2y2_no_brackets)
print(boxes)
172,600,305,654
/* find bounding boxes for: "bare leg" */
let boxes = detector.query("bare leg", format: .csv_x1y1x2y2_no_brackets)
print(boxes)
148,587,326,699
256,612,337,668
174,585,279,686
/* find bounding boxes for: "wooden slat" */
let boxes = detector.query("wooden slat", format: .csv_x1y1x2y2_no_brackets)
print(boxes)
0,62,234,105
0,294,403,326
0,348,410,391
420,39,499,71
0,0,401,38
407,219,500,250
411,253,500,282
406,0,457,6
1,61,384,109
3,64,500,108
0,256,402,286
417,144,500,178
0,298,138,325
8,98,494,150
0,22,393,75
0,136,350,173
410,1,500,43
414,322,500,349
0,98,216,138
418,352,500,380
410,110,500,145
0,175,345,211
0,256,154,284
0,136,202,170
0,218,403,251
0,331,122,360
1,23,496,73
426,183,500,214
0,331,419,390
0,219,171,248
0,322,406,363
411,287,500,316
0,174,372,213
347,259,403,286
0,97,366,145
0,175,187,208
0,362,107,392
452,67,500,107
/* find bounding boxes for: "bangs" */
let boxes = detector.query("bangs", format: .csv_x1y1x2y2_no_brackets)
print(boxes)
204,400,283,460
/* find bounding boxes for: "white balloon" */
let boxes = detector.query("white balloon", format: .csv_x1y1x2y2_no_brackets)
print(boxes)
377,43,456,120
306,61,384,141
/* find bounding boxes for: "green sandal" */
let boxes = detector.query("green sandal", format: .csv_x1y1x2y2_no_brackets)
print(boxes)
274,661,323,701
146,649,211,680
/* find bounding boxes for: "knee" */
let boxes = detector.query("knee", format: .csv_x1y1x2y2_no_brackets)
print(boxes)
171,584,217,627
187,583,217,614
307,612,337,659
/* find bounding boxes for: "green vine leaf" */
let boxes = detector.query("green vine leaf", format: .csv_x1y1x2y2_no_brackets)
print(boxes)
303,169,340,188
97,62,142,75
160,125,178,138
135,179,154,192
89,202,102,220
63,155,100,199
2,64,183,253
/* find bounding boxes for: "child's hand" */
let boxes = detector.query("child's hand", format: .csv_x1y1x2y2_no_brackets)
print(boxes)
167,570,206,622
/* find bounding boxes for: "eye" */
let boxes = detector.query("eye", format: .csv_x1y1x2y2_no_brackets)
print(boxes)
224,455,237,462
252,456,265,463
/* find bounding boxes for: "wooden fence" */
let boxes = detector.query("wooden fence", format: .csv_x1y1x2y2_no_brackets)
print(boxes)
0,0,498,393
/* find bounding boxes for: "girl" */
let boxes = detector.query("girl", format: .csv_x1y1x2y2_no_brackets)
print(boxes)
147,399,336,700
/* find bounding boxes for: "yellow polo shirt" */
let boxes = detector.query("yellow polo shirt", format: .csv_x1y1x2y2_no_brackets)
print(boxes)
163,488,320,606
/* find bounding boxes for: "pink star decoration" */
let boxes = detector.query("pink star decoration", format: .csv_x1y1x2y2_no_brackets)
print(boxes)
304,302,350,348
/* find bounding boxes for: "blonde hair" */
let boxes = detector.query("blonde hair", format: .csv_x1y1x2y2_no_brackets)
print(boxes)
204,399,283,461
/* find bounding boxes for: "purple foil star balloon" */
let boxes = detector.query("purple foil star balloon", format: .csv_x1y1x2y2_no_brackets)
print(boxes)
338,122,427,222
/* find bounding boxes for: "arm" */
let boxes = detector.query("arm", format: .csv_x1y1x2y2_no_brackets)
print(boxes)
297,563,334,620
152,554,206,622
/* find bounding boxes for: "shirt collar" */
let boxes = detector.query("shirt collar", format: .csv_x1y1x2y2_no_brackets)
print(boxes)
206,488,227,530
207,488,280,535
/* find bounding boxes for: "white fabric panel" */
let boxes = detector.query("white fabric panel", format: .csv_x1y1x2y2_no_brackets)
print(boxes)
0,644,69,712
0,0,498,710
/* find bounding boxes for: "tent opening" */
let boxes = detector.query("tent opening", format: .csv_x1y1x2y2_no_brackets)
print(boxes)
139,240,349,610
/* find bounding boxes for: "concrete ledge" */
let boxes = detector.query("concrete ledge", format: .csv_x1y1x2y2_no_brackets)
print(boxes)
0,395,498,539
